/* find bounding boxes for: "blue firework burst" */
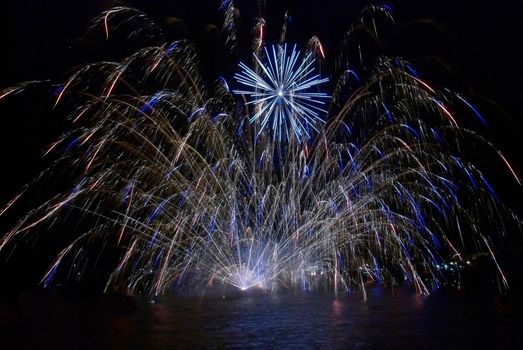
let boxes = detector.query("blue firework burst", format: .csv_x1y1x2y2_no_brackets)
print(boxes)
234,44,329,141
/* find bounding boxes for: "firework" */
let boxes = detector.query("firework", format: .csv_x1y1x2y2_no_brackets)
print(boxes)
0,4,520,297
234,44,329,141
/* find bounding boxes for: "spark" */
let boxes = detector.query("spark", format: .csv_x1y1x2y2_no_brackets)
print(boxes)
0,190,26,217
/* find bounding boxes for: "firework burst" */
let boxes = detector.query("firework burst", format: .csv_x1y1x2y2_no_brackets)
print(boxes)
234,44,329,141
0,4,520,297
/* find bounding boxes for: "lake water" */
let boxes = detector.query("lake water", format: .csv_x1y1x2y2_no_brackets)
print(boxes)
0,287,520,349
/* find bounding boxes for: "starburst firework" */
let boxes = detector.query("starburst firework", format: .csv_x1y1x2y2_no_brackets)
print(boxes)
234,44,329,141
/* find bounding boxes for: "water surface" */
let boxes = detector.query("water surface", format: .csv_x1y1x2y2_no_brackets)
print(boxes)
1,288,520,349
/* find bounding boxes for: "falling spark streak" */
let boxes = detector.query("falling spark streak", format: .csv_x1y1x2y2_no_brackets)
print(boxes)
105,69,125,99
318,42,325,59
73,108,89,123
498,151,522,186
410,75,436,94
481,236,509,289
44,139,64,156
16,191,82,235
0,190,26,217
431,98,458,127
103,8,121,40
85,140,106,172
118,183,135,245
54,79,74,107
0,88,17,100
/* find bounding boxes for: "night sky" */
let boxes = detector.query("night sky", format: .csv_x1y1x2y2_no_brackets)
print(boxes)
0,0,522,293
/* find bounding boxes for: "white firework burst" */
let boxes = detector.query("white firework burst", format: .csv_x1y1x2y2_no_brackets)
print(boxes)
234,44,329,141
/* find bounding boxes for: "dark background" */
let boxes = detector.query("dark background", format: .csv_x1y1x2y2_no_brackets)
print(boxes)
0,0,522,294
